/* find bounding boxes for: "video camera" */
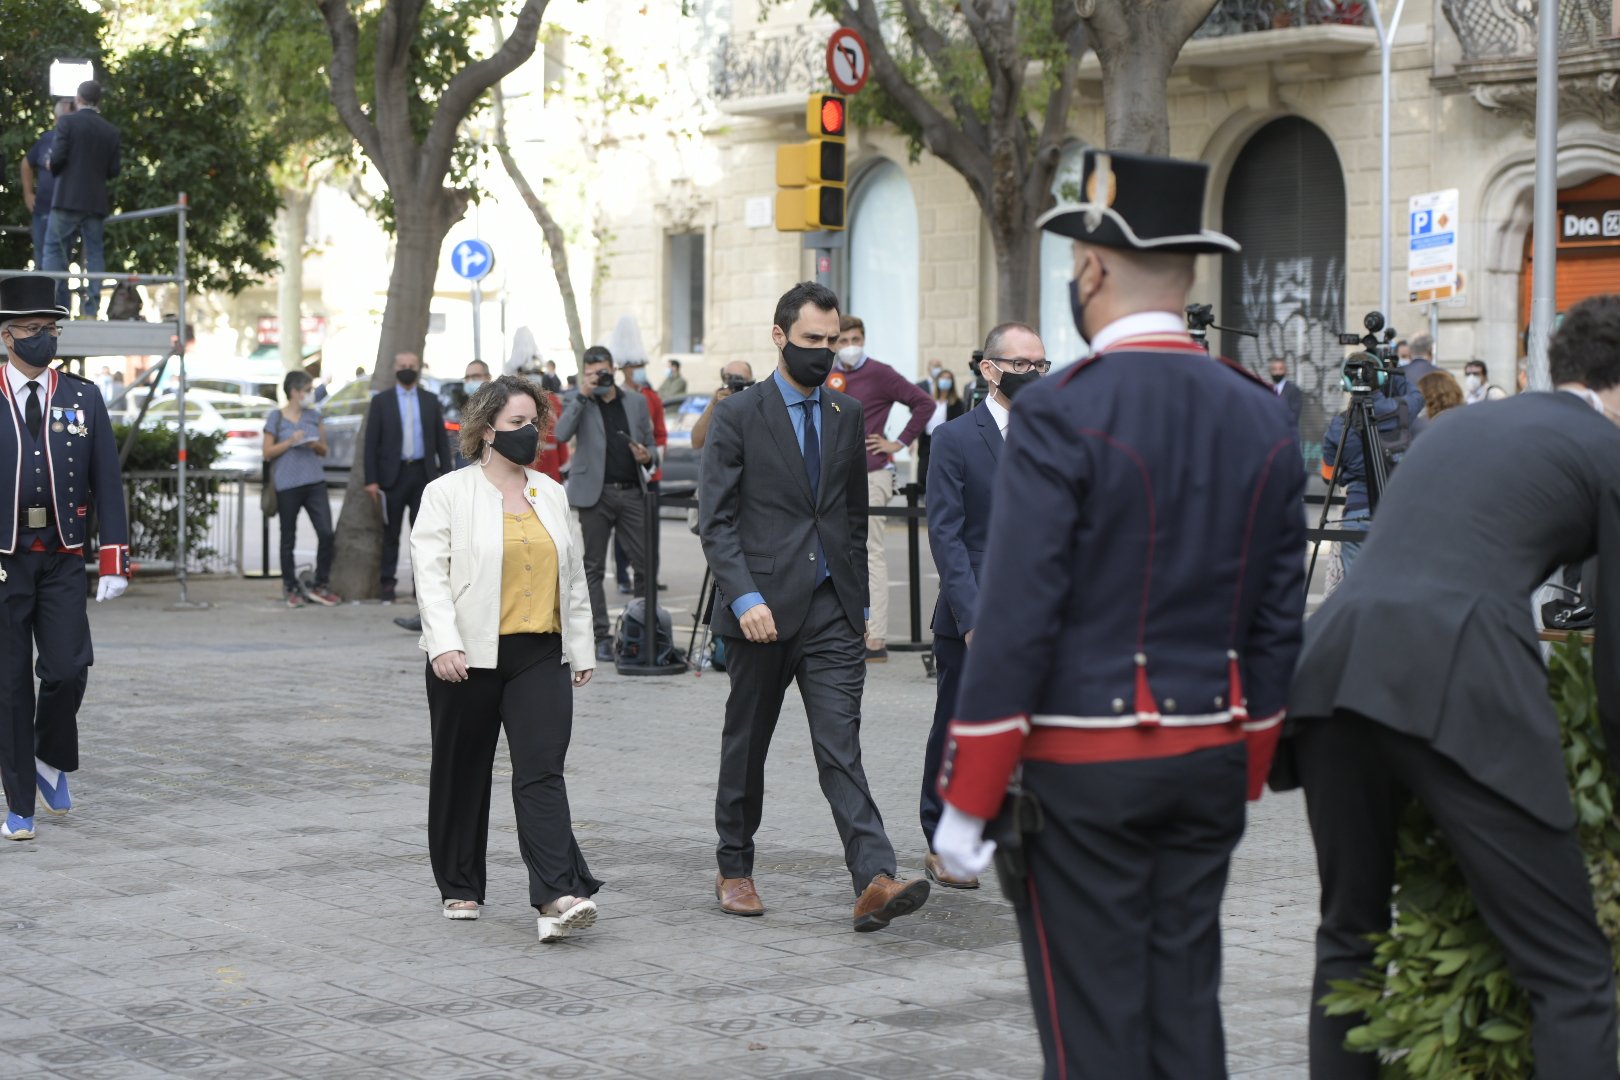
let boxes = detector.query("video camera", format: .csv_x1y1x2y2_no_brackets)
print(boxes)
1184,303,1257,352
723,374,755,394
1338,310,1400,394
966,349,989,409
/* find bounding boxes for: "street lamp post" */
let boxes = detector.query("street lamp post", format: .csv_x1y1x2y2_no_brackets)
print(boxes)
1527,0,1560,391
1366,0,1409,320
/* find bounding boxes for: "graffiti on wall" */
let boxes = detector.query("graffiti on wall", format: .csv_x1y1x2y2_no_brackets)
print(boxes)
1224,252,1347,471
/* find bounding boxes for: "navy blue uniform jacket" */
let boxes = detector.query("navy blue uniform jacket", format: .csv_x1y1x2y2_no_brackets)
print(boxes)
0,368,129,575
927,403,1001,640
937,336,1308,820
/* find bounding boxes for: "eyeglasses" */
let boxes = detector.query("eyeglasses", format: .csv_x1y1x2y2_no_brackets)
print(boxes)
6,323,61,339
986,356,1051,375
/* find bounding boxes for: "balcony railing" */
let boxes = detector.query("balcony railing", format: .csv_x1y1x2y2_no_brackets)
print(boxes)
712,28,828,102
1194,0,1371,38
1443,0,1614,60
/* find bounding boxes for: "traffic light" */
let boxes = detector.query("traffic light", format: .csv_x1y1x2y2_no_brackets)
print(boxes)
776,93,847,231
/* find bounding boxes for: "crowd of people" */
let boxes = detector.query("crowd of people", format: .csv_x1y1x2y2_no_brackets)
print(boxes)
4,142,1619,1080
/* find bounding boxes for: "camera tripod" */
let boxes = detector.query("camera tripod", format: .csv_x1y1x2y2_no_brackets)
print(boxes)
1305,384,1393,588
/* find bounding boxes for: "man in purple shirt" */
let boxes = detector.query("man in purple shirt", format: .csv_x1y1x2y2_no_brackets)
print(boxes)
832,316,936,661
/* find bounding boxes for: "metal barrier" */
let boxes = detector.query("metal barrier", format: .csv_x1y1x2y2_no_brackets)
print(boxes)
122,468,247,575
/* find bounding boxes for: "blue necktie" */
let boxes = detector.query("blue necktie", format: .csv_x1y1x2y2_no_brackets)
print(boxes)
798,399,820,499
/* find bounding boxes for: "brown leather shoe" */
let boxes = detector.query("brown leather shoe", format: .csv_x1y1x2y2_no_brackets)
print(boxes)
924,852,980,890
716,874,765,916
853,873,930,933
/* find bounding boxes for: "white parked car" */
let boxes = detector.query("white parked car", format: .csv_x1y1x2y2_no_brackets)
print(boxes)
140,390,279,474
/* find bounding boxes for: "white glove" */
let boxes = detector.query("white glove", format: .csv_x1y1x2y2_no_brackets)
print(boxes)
933,803,997,879
96,575,128,602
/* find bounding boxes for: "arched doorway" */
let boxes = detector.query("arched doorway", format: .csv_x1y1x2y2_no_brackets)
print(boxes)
1220,116,1346,469
848,159,920,377
1039,142,1088,368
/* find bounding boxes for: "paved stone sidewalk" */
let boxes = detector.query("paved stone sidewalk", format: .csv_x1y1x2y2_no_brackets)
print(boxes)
0,564,1317,1079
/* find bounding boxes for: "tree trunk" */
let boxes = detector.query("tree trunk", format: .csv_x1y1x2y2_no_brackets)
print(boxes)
990,223,1044,326
326,193,464,601
276,185,313,375
507,166,585,365
1095,42,1176,154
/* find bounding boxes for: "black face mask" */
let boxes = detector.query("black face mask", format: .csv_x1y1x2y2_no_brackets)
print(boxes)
1068,278,1088,345
396,368,419,387
489,423,540,465
1271,372,1286,385
781,341,835,388
995,369,1041,402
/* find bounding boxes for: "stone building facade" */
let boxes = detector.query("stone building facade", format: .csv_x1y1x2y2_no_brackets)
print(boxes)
592,0,1620,463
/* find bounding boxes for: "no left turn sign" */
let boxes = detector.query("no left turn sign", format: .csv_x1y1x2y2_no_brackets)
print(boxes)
826,28,870,95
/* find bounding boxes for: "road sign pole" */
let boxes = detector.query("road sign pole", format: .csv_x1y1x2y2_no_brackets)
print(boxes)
1527,0,1559,392
471,279,483,365
803,230,845,288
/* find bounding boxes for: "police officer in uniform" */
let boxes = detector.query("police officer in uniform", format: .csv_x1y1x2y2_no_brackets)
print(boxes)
0,276,129,841
930,152,1308,1079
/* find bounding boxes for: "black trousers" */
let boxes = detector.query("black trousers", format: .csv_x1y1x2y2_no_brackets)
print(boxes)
1297,713,1618,1080
614,479,660,587
425,633,602,910
1015,746,1247,1080
578,484,648,642
276,481,334,590
0,549,92,818
919,631,965,847
715,581,896,894
380,459,428,586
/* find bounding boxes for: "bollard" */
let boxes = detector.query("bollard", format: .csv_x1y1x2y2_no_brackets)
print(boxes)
887,481,929,653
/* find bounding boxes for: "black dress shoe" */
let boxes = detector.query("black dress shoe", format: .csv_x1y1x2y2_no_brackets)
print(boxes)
595,640,616,663
380,581,397,603
394,616,422,632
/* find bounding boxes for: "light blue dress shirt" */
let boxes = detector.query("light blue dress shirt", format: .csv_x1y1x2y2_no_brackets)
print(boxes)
395,384,426,461
731,372,865,622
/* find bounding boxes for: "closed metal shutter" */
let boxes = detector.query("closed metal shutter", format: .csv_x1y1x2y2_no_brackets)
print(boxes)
1219,117,1348,472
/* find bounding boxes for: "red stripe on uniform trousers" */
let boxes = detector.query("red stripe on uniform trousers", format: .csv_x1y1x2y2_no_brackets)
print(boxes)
1027,870,1068,1080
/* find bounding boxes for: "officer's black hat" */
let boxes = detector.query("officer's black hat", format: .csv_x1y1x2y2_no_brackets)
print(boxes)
1037,149,1239,256
0,276,69,321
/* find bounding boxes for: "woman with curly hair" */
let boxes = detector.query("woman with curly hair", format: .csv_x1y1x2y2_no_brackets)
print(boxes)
411,375,602,942
1413,370,1464,436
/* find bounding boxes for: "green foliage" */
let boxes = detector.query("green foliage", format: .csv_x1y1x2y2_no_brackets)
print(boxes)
101,33,282,294
0,0,108,269
1320,638,1620,1077
800,0,1074,164
202,0,353,172
113,423,226,566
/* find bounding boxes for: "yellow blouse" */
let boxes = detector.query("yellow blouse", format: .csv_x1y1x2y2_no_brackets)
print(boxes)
499,511,560,635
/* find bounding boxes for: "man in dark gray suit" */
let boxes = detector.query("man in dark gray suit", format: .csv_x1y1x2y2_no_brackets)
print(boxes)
1286,295,1620,1078
554,345,656,663
700,281,928,931
44,81,121,317
1268,356,1304,436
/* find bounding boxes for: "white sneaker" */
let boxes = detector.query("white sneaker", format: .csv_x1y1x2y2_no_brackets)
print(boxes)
537,896,598,943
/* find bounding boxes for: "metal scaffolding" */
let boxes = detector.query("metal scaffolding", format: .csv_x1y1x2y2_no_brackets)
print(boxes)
1,195,195,604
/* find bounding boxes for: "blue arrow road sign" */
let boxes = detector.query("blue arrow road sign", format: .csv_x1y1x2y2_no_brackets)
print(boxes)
450,239,494,282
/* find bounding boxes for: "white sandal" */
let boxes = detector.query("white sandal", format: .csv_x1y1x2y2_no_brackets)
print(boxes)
537,895,598,942
442,899,480,920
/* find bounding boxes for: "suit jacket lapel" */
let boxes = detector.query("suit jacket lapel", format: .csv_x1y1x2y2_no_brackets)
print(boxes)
816,392,841,509
760,386,816,508
975,403,1002,463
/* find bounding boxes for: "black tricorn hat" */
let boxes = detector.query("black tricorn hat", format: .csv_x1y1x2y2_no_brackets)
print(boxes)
1037,149,1239,256
0,276,69,321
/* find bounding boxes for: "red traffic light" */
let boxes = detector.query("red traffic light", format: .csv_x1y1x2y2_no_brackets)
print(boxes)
821,97,845,136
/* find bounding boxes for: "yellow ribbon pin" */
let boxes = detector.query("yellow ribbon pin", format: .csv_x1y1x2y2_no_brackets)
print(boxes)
830,401,841,413
527,487,538,498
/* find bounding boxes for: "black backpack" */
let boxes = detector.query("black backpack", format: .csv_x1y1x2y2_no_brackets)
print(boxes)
1377,399,1416,472
614,599,680,666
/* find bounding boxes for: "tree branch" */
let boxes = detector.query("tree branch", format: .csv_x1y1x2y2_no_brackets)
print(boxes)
315,0,387,175
373,0,427,182
893,0,991,149
839,0,993,200
491,74,585,363
421,0,551,190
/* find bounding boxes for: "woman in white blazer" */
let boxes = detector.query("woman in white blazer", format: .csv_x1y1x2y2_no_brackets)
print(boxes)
412,375,602,943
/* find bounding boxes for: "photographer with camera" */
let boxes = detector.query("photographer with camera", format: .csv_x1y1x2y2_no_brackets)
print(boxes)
1321,352,1424,572
689,361,756,451
553,345,658,663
